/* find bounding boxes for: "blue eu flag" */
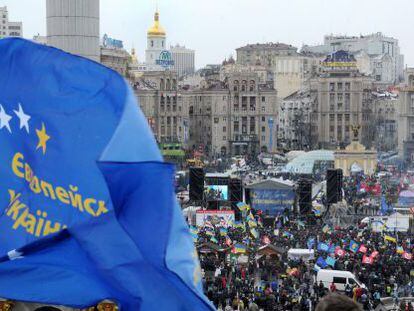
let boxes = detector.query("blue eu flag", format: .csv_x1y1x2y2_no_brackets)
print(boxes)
0,38,213,310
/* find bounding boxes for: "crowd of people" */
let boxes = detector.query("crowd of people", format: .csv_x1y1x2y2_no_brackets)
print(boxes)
192,189,414,310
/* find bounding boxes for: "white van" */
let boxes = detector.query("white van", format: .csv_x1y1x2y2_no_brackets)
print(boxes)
287,249,315,261
316,269,366,291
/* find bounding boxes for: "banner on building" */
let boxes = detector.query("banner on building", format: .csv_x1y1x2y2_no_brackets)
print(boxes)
196,210,235,228
250,189,294,215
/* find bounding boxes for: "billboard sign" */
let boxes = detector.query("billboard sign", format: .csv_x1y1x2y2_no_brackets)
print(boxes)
196,210,235,228
156,50,175,68
250,188,294,215
102,34,124,49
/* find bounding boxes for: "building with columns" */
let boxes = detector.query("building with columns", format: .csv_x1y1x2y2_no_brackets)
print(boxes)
310,50,374,149
132,71,188,146
182,70,278,158
236,42,324,99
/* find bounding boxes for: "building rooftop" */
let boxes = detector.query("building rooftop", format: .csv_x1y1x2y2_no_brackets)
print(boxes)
236,42,297,51
323,50,356,63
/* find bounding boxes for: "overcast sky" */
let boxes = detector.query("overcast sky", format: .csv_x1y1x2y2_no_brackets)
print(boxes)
2,0,414,68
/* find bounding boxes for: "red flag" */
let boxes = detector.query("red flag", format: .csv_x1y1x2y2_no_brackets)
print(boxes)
362,255,373,264
402,252,412,260
262,235,271,245
372,184,381,196
358,244,367,254
370,251,379,259
334,247,346,257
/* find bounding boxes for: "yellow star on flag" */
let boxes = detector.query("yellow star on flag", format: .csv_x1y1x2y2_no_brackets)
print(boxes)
36,123,50,154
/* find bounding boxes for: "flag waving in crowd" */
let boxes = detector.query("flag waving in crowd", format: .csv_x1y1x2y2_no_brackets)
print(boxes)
0,38,213,310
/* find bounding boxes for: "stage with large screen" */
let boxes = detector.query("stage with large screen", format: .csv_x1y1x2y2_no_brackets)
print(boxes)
204,185,228,201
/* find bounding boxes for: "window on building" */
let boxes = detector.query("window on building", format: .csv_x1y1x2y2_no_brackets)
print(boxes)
250,97,256,111
262,96,266,102
337,114,342,122
329,114,335,122
250,117,255,133
345,82,351,91
329,83,335,91
261,135,266,141
337,83,343,91
411,96,414,114
241,117,247,133
223,117,227,121
214,117,219,124
234,96,239,111
151,40,154,47
261,126,265,132
223,136,227,141
261,106,265,112
223,126,227,132
337,93,343,102
345,114,350,122
242,97,248,111
262,116,265,122
234,121,239,132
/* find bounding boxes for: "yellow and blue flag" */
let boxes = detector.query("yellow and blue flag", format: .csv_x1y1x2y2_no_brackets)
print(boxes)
248,219,258,228
250,228,259,239
0,38,213,310
236,202,250,211
384,235,397,243
233,243,247,254
219,227,228,237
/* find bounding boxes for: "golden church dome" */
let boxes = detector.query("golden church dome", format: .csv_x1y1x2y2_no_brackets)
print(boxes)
147,11,166,37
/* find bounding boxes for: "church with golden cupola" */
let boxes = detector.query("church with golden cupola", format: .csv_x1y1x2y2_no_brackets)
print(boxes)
145,9,170,68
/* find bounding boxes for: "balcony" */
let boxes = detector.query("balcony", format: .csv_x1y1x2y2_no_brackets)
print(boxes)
230,134,259,143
